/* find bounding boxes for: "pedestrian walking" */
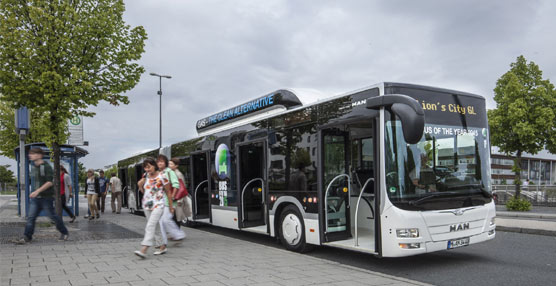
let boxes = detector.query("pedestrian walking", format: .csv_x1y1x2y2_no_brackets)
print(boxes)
97,170,109,213
85,169,100,220
134,158,174,258
523,179,530,191
14,148,69,244
169,158,192,225
157,155,186,249
60,165,76,223
110,173,123,213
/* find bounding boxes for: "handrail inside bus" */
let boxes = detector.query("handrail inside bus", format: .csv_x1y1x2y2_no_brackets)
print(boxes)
241,178,264,222
355,178,374,247
194,180,208,215
324,174,351,232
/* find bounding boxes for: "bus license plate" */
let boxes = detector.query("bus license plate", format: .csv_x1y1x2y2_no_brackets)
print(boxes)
447,237,470,249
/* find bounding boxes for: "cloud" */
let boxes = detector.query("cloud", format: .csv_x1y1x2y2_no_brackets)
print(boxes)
1,0,555,171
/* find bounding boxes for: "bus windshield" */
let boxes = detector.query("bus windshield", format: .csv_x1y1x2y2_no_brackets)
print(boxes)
385,117,492,211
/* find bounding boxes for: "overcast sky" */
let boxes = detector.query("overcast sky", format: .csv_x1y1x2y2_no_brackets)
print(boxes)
2,0,556,172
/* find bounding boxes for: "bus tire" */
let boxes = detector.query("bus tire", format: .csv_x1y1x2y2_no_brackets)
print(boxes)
279,205,310,253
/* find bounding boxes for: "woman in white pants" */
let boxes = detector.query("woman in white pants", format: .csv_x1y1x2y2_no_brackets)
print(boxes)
134,158,174,258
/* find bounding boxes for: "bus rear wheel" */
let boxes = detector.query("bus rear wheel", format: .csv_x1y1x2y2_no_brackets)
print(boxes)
279,205,309,253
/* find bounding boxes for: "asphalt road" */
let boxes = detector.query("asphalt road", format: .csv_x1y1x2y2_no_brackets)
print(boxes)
194,225,556,286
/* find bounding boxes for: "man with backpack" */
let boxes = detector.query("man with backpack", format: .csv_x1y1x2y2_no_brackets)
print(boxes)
14,148,69,244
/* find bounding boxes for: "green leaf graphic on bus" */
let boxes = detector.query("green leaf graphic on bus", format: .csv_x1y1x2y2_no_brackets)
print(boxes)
215,144,230,180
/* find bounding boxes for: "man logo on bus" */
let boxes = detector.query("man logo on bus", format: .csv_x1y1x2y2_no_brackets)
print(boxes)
215,144,231,180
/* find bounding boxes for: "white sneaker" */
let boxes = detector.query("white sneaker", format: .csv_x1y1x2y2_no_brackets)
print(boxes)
134,250,146,259
153,249,167,255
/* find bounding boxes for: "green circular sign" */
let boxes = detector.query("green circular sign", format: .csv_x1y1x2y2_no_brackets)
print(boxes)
70,116,81,125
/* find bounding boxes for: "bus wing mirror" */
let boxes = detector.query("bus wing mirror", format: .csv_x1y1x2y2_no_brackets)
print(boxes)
367,94,425,144
391,103,424,144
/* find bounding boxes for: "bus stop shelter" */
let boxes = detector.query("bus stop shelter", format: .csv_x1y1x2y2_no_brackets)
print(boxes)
15,143,88,217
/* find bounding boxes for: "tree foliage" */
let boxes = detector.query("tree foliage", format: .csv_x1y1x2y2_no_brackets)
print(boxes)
488,55,556,198
0,0,147,214
0,0,147,116
103,164,118,178
0,164,16,185
77,162,87,186
0,98,57,159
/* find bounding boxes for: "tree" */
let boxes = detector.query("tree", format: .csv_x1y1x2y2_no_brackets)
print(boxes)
77,162,87,186
488,55,556,199
0,0,147,215
0,164,16,185
103,165,118,178
0,97,56,159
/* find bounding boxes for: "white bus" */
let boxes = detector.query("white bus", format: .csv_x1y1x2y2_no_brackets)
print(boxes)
118,82,496,257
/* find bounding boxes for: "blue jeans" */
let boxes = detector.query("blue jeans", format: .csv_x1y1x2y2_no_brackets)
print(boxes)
24,198,69,240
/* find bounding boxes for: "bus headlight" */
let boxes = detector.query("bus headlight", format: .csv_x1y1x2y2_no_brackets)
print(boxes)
396,228,419,238
490,217,495,227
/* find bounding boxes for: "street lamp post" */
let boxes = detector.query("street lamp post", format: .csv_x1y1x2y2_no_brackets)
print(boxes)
149,72,171,149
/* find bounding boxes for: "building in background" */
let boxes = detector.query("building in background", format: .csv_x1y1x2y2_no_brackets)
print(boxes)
491,147,556,185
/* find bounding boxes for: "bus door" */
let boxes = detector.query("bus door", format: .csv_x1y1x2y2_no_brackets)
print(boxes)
176,157,191,189
134,164,144,213
118,168,128,208
237,141,267,229
191,151,210,220
347,121,378,251
321,128,352,242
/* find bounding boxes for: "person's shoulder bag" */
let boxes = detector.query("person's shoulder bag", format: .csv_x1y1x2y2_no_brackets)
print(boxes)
174,178,189,200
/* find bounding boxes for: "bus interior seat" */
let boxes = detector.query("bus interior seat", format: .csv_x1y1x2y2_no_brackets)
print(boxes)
327,196,343,212
419,170,436,186
327,185,347,213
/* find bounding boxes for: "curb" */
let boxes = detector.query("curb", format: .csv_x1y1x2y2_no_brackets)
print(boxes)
496,211,556,220
496,226,556,237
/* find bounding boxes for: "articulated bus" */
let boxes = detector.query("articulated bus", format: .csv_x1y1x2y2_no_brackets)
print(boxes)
117,82,496,257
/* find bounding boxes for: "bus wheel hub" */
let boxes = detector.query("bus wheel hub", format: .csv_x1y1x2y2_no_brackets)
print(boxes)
282,214,301,245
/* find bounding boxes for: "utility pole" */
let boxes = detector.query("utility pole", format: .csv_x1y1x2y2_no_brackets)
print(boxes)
149,73,172,149
15,107,30,217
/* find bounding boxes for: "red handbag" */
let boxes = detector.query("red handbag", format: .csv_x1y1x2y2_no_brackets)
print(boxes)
174,178,189,200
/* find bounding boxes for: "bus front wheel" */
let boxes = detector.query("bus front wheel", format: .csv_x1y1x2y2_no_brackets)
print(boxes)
279,205,309,253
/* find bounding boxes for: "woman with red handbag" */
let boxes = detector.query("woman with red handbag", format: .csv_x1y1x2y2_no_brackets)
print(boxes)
170,158,191,225
156,155,186,252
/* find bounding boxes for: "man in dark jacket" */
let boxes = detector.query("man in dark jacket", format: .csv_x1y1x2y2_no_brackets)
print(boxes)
14,148,69,244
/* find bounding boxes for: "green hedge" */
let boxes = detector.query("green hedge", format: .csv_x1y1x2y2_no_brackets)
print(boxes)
505,196,532,211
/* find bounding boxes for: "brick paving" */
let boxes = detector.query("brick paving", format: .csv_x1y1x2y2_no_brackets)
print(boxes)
0,195,431,286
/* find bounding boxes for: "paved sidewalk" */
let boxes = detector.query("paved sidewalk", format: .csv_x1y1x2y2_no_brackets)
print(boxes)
0,195,431,286
494,205,556,236
496,204,556,215
495,217,556,236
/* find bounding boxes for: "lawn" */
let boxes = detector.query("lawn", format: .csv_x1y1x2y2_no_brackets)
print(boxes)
0,190,17,195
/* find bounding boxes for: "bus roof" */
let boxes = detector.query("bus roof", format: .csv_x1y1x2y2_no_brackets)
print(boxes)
196,82,484,137
195,88,335,136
